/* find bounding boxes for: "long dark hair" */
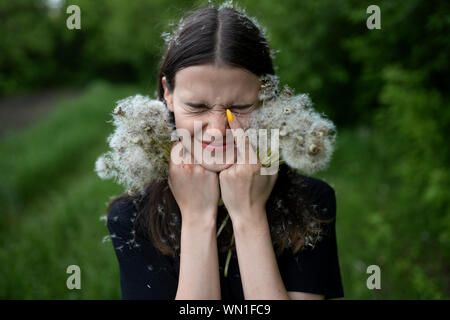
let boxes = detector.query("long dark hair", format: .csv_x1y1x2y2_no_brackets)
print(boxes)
107,6,334,259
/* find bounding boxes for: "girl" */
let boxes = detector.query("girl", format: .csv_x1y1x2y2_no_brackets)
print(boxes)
106,5,344,300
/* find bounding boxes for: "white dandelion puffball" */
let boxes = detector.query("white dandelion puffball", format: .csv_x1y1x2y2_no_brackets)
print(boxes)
250,80,337,175
94,95,176,196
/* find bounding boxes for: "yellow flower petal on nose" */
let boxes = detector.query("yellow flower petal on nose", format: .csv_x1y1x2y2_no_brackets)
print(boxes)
226,109,233,122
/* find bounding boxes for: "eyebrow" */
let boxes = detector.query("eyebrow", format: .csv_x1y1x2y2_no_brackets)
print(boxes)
185,102,254,108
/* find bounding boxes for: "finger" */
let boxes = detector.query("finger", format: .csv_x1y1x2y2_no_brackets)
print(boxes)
181,140,195,166
170,141,192,166
226,109,259,165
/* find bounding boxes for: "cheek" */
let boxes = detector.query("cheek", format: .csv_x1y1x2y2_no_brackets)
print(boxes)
236,114,251,129
173,111,208,144
173,111,194,132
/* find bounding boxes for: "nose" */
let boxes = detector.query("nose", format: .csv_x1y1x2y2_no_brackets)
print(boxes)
203,109,230,140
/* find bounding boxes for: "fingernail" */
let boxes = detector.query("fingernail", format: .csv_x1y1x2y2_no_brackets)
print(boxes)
226,109,233,122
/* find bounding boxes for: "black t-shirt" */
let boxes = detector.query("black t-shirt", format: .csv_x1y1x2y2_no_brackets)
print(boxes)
106,166,344,300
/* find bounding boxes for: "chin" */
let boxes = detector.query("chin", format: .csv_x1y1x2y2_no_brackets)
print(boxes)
199,162,234,173
194,147,237,172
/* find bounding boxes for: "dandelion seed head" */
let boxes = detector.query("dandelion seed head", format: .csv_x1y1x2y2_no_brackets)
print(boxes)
94,155,114,180
250,87,337,175
94,94,175,194
258,74,280,101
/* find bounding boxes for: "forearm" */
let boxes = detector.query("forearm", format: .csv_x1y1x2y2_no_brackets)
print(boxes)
175,216,221,300
232,211,291,300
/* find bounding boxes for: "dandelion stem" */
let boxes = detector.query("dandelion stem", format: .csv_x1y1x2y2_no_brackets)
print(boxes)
224,233,235,278
216,212,230,238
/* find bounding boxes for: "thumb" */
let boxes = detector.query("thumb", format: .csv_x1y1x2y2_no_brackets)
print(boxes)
226,109,258,165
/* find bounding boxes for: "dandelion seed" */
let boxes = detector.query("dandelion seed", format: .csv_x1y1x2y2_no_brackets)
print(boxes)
131,137,141,144
113,106,125,116
308,144,319,155
296,135,304,145
258,74,280,101
147,284,152,289
99,215,107,222
309,221,318,228
102,235,111,243
275,199,283,209
161,31,172,45
281,86,293,97
147,264,154,272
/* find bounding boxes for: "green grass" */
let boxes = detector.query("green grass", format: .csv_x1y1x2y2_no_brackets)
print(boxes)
316,126,448,299
0,81,145,299
0,82,447,299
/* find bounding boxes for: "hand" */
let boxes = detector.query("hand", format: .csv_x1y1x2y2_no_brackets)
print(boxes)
218,114,278,225
168,141,220,224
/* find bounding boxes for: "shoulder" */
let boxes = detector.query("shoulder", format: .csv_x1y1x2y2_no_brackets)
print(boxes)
278,163,337,220
106,195,139,234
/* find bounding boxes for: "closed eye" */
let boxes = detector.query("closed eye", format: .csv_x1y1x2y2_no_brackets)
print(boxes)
185,103,210,109
185,102,254,109
184,103,209,113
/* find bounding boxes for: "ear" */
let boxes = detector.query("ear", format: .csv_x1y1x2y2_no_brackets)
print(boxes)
162,76,174,112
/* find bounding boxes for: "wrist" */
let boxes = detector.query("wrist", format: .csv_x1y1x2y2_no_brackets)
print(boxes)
233,215,270,241
181,210,217,229
229,206,268,232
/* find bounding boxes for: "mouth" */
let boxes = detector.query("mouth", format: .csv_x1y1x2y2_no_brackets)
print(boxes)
201,140,233,151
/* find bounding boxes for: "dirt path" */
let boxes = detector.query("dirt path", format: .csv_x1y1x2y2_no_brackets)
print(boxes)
0,88,82,137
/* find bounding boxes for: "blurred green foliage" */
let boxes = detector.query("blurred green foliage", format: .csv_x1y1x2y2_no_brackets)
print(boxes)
0,0,448,298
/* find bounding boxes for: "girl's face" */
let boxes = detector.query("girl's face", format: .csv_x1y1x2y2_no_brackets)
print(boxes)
162,64,262,172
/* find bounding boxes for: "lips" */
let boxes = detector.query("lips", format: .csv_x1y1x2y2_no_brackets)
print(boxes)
201,140,233,151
